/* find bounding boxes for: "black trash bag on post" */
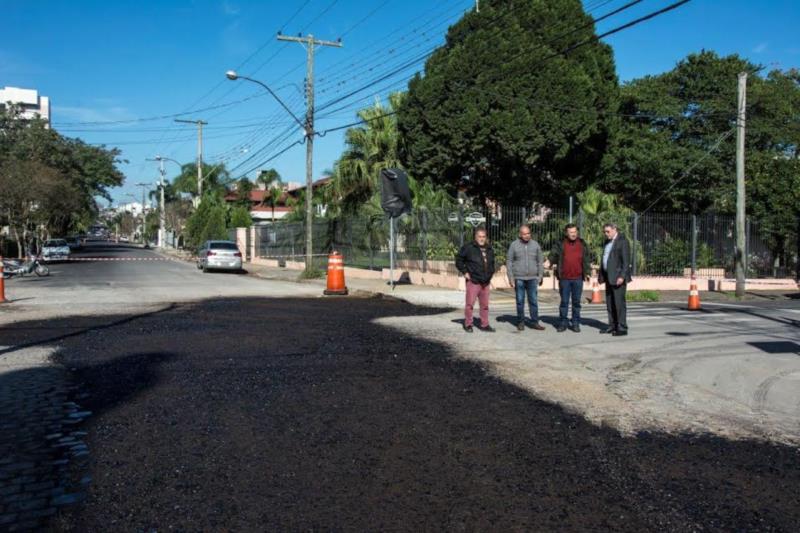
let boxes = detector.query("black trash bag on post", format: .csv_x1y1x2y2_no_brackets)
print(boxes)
380,168,412,218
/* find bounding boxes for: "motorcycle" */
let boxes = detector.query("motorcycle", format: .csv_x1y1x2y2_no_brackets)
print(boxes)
2,255,50,278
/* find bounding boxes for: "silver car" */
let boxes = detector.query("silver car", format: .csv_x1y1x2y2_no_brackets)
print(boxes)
197,240,243,272
42,239,71,262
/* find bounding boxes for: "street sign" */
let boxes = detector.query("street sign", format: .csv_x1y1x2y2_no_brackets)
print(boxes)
464,212,486,227
447,212,459,223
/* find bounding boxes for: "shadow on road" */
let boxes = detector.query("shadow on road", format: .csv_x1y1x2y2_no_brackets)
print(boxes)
1,297,798,531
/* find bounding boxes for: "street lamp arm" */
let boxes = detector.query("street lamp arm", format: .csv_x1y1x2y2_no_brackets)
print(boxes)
226,72,306,131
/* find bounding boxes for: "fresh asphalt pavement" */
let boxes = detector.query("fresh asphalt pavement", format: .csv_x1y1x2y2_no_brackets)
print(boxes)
1,242,798,531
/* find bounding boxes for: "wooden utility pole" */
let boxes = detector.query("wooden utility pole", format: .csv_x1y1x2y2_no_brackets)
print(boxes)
735,72,747,297
175,118,207,202
277,33,342,270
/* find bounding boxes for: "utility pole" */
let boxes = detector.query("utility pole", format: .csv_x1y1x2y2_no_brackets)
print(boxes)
175,119,207,203
735,72,747,297
146,157,168,248
134,182,150,246
277,32,342,270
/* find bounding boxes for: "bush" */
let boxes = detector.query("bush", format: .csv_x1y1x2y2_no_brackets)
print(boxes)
228,206,252,229
649,238,716,275
185,198,229,250
627,290,660,302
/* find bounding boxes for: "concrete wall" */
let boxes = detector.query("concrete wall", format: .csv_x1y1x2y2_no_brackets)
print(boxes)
247,253,798,293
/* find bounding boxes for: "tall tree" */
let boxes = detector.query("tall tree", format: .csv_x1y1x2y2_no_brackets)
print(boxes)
397,0,618,205
601,53,800,214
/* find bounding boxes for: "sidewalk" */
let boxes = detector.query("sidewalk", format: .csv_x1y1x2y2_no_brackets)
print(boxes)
154,247,797,308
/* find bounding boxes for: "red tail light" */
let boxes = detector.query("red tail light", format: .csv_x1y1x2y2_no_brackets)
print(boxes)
234,251,242,257
206,251,216,257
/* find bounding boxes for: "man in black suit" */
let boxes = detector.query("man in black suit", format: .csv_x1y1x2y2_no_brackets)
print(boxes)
598,223,632,336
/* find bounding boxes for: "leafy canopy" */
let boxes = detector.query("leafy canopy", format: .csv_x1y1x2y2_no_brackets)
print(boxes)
398,0,618,205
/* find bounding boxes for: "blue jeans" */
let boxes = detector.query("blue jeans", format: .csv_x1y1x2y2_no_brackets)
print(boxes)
515,279,539,323
559,279,583,325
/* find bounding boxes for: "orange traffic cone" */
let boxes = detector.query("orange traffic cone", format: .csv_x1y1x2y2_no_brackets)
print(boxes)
688,274,701,310
590,278,603,304
0,256,6,303
323,251,348,296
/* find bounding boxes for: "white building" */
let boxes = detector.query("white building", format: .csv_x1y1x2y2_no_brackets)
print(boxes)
0,86,51,126
112,202,149,217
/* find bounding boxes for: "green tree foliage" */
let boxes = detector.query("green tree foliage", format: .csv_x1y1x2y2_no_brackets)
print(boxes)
235,177,254,206
228,205,253,229
602,52,800,214
256,168,281,189
265,184,285,222
0,106,124,254
171,162,231,198
397,0,618,205
184,197,229,250
332,93,405,213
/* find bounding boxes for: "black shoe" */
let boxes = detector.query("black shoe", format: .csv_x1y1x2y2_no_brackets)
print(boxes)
529,322,546,331
572,324,581,333
477,325,496,333
612,329,628,336
517,322,525,331
464,324,474,333
600,327,616,334
556,325,567,332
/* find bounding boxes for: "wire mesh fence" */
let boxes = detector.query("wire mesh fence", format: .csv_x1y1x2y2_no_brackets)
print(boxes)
253,207,799,279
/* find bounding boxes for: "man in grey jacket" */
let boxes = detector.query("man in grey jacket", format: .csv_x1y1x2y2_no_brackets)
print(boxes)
506,224,545,331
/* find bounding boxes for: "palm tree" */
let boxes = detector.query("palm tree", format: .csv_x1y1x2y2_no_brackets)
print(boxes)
257,168,281,190
171,162,231,199
265,184,284,222
332,92,405,213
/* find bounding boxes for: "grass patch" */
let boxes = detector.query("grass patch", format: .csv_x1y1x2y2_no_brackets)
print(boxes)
298,267,325,280
627,290,660,302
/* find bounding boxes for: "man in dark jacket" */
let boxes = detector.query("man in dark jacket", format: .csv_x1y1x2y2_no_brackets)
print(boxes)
455,227,496,333
549,224,592,333
598,223,633,336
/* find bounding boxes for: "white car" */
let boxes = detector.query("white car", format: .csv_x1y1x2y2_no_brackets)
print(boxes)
196,240,243,272
42,239,71,262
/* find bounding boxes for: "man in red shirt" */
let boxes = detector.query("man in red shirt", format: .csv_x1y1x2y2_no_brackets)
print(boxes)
549,224,592,332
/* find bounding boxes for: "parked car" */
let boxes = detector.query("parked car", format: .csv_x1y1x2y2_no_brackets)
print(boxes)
119,236,130,243
196,240,243,273
42,239,71,262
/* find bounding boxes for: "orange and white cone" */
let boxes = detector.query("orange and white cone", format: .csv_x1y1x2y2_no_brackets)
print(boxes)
688,275,701,311
590,278,603,304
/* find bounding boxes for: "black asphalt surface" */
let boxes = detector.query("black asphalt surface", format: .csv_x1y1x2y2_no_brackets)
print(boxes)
2,243,799,531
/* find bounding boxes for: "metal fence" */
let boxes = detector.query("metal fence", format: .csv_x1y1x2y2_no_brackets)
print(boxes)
253,207,799,279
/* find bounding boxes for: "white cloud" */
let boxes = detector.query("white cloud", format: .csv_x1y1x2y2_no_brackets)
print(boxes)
753,42,768,54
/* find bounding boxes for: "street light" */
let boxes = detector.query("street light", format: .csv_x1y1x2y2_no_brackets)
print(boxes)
147,155,182,248
226,69,312,268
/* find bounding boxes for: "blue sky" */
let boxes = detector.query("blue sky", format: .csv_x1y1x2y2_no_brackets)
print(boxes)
2,0,798,207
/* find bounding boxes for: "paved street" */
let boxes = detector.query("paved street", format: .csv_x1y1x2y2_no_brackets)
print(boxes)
1,243,799,530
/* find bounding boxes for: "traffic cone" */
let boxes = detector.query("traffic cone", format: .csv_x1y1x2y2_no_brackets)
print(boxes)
0,256,6,303
323,251,348,296
687,274,701,310
590,278,603,304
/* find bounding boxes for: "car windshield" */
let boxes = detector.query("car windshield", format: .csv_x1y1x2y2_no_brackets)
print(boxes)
209,242,239,250
44,240,67,247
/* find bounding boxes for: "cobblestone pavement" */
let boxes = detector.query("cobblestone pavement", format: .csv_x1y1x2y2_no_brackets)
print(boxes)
0,343,90,531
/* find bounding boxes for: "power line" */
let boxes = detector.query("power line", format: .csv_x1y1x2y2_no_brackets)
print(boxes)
640,128,736,214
